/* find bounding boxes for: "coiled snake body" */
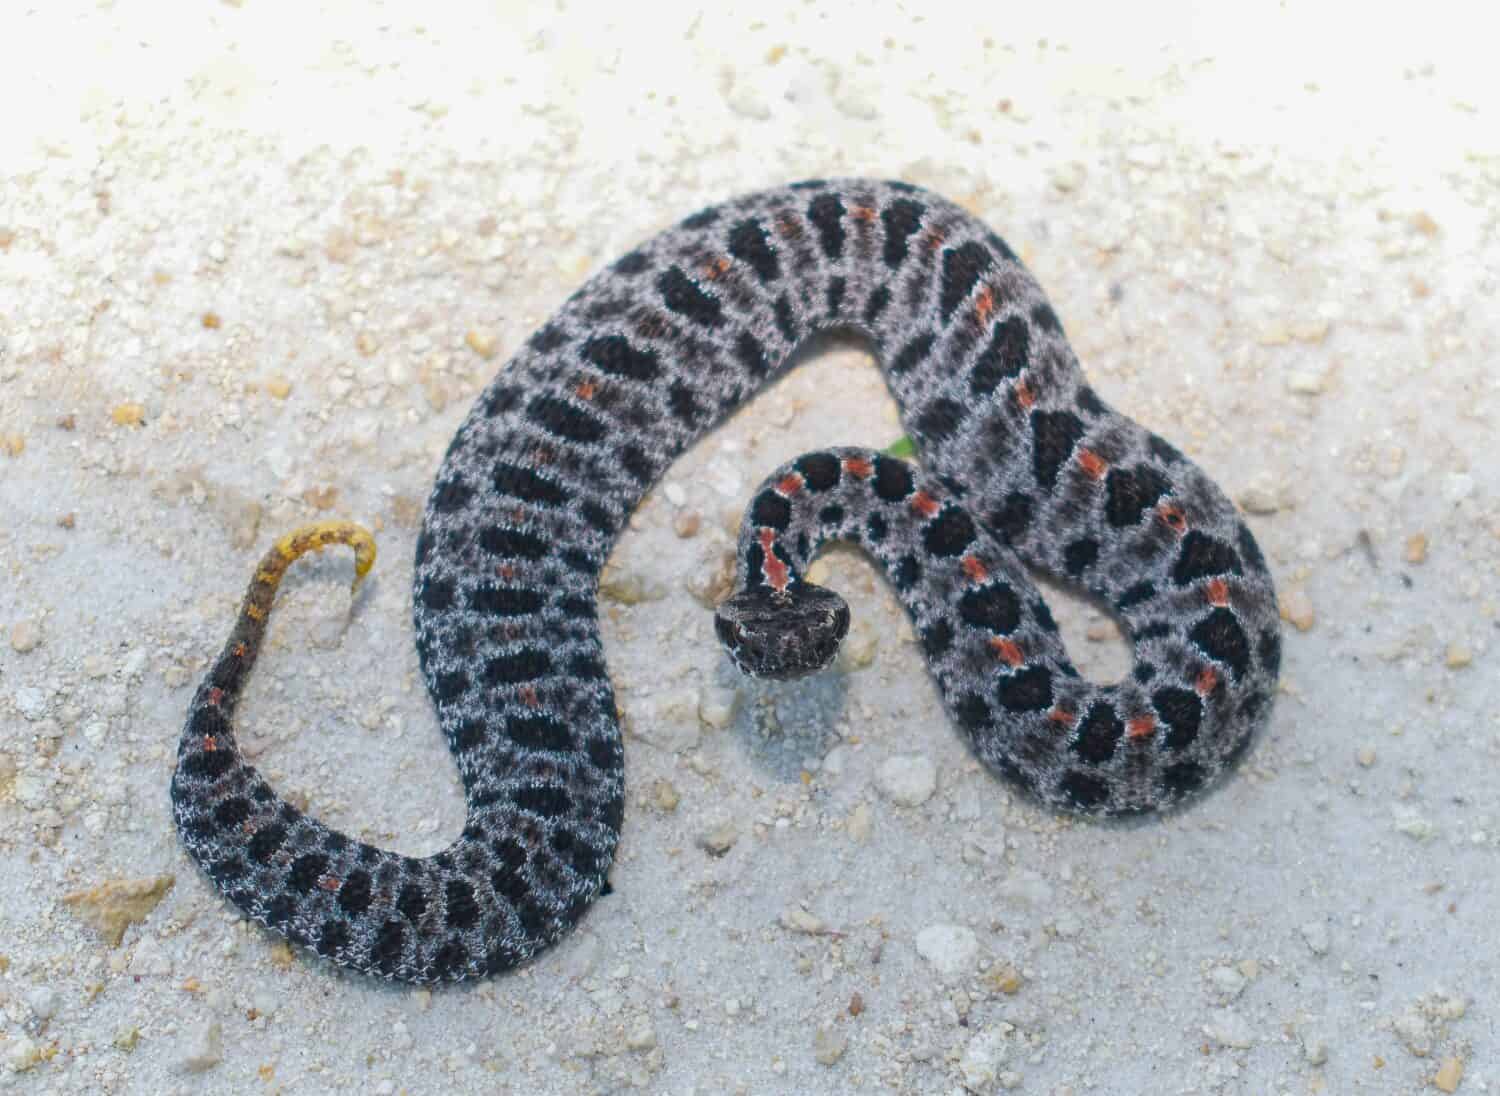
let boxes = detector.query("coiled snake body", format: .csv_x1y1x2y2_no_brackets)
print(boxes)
172,180,1280,983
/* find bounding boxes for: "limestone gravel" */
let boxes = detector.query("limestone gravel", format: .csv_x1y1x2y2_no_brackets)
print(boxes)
874,754,937,807
1,7,1494,1095
915,924,979,978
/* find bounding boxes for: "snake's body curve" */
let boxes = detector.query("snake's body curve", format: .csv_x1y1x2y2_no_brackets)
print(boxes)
172,179,1280,983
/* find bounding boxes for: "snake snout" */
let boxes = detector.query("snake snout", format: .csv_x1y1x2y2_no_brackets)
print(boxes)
714,584,850,680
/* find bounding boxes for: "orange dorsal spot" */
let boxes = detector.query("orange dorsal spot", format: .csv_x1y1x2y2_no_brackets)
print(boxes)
923,229,946,252
988,637,1025,666
1076,448,1107,481
1047,706,1078,728
775,214,803,240
1156,503,1187,535
704,256,732,280
319,876,342,893
202,735,218,752
1205,578,1231,607
910,491,941,518
1014,380,1036,410
843,456,874,479
497,563,516,580
207,687,224,705
850,205,878,224
519,685,541,709
961,555,989,582
776,472,805,496
1195,667,1219,696
1126,715,1157,740
574,379,597,401
758,528,791,592
974,285,997,326
231,642,247,659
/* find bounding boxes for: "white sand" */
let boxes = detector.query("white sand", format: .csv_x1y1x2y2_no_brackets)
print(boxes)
1,3,1495,1093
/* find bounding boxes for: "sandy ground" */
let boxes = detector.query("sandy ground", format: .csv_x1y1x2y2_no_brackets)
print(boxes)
1,3,1497,1093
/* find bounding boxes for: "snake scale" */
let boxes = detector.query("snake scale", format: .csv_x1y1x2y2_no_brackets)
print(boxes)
171,179,1281,984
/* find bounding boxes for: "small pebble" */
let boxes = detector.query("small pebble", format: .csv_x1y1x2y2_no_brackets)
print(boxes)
62,875,176,946
1208,965,1247,999
14,686,45,719
684,550,736,608
1394,808,1435,840
1444,644,1472,670
838,623,879,670
179,1020,223,1073
915,923,978,977
627,691,701,753
1285,370,1326,395
1280,587,1316,632
813,1026,847,1066
1405,533,1428,564
391,1021,414,1052
780,907,825,935
1442,473,1474,504
1357,747,1377,768
624,1018,657,1052
1238,483,1280,514
983,964,1023,995
958,1028,1009,1089
1299,920,1331,956
9,618,41,653
464,329,498,359
1301,1029,1329,1066
1202,1008,1254,1049
821,744,850,780
1433,1057,1464,1092
599,568,667,605
697,685,740,730
5,1036,44,1073
110,402,146,426
875,754,937,807
1393,1009,1432,1057
26,986,60,1020
846,802,873,842
650,780,680,813
697,822,737,857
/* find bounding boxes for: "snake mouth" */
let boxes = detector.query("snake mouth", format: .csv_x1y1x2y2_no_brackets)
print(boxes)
714,584,851,680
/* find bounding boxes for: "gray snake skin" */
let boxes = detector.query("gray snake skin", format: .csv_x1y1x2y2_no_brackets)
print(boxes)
172,179,1281,984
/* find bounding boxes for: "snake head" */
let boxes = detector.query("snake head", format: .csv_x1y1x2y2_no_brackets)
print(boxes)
714,583,851,680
